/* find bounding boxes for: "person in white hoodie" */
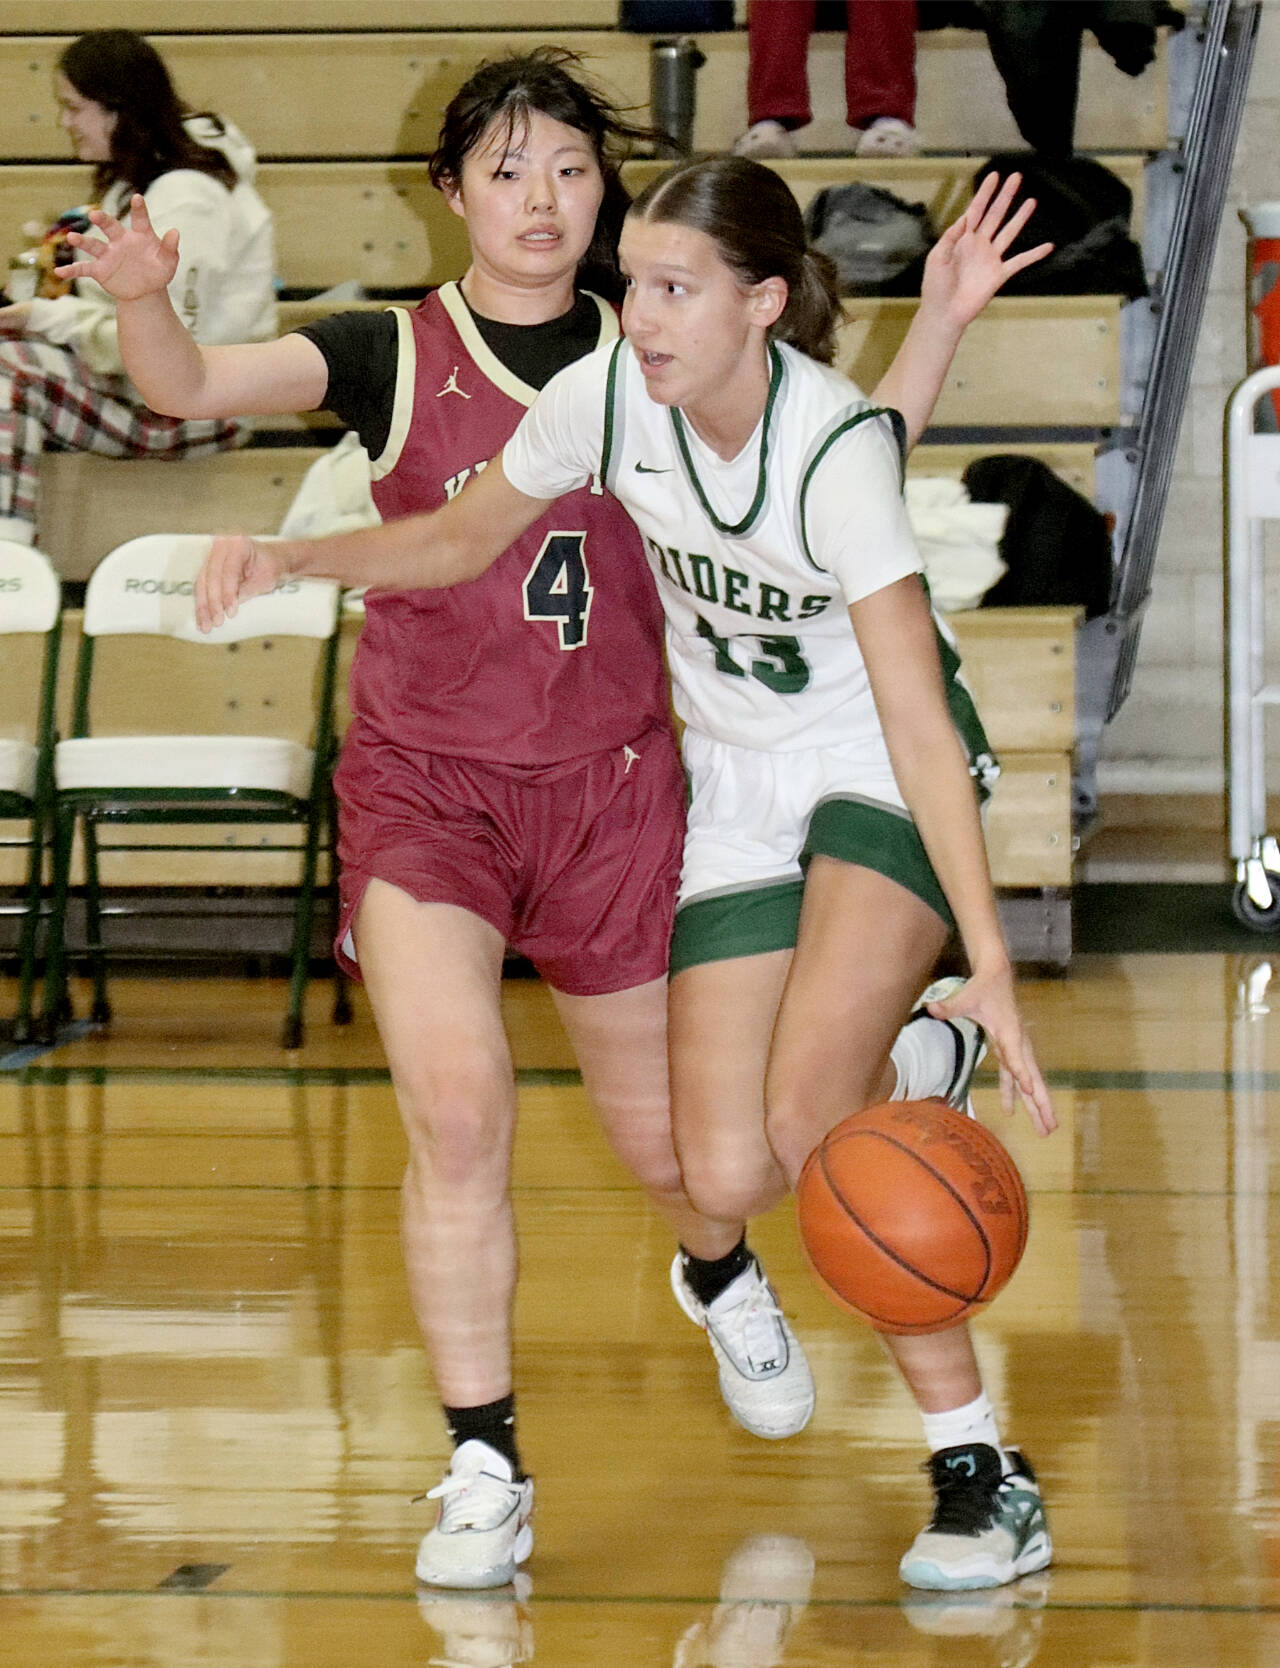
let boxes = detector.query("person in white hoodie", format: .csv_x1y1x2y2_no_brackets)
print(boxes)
0,28,276,544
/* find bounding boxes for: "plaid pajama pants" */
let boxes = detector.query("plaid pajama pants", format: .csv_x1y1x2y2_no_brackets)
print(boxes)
0,336,246,529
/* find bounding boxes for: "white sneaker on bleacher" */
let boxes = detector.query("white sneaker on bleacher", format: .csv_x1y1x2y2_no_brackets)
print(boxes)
856,116,921,156
732,120,798,159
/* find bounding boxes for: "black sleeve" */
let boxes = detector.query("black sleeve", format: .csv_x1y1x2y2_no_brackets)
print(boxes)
293,310,400,460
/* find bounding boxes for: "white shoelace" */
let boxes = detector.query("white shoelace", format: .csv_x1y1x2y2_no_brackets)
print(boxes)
426,1464,517,1532
713,1282,787,1373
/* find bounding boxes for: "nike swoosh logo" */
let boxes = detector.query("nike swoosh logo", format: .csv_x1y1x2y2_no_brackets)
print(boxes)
634,462,671,474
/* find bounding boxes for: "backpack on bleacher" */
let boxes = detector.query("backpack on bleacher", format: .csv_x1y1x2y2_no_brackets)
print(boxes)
972,154,1149,299
802,183,935,296
962,454,1113,618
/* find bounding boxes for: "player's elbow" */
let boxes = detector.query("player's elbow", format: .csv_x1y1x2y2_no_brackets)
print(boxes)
132,376,207,420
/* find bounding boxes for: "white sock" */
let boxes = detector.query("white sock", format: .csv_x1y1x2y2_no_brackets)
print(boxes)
920,1391,1008,1471
889,1014,955,1101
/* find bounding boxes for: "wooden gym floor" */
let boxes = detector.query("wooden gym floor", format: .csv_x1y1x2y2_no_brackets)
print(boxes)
3,950,1280,1666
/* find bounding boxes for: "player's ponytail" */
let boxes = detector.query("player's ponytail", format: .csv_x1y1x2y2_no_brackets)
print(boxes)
629,156,842,365
776,246,842,365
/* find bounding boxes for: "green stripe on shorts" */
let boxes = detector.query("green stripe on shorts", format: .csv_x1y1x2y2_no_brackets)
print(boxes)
670,879,805,976
805,796,954,931
670,797,953,975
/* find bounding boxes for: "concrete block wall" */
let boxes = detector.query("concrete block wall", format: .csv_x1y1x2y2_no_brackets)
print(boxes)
1099,0,1280,795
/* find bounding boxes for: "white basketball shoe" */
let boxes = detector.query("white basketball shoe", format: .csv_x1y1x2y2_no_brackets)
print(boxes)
415,1441,534,1590
895,976,988,1115
899,1444,1052,1591
671,1253,815,1439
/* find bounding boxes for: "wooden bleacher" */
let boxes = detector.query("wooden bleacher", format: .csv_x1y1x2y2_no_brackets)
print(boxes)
0,17,1169,160
38,439,1099,587
1,7,1178,953
0,150,1146,302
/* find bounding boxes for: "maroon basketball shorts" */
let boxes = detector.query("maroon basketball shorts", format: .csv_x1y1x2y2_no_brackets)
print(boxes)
333,720,686,996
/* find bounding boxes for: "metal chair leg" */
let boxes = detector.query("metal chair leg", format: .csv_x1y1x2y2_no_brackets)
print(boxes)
12,802,47,1044
37,805,76,1043
282,809,324,1050
81,817,112,1025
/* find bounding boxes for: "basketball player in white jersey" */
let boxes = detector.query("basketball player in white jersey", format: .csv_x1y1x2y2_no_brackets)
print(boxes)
186,153,1060,1592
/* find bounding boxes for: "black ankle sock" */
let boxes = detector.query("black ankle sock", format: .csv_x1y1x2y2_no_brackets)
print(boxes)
443,1393,524,1480
679,1236,753,1307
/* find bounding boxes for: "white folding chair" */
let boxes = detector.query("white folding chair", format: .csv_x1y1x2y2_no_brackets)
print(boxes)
0,541,61,1043
40,535,348,1047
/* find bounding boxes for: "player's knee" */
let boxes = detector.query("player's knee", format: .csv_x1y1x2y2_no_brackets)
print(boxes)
598,1096,684,1195
621,1136,686,1201
396,1060,514,1188
679,1143,774,1224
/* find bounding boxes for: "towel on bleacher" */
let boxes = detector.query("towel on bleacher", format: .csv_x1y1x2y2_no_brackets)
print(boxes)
904,477,1008,613
277,432,379,540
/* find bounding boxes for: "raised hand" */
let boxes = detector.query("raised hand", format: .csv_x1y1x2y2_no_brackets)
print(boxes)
921,170,1054,332
56,193,180,301
925,966,1057,1136
195,535,285,633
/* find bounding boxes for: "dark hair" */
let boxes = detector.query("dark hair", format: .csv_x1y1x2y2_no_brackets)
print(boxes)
630,156,842,364
58,29,237,198
429,47,651,303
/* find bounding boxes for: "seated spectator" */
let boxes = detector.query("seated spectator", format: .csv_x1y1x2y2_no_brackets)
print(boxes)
734,0,920,160
0,28,275,545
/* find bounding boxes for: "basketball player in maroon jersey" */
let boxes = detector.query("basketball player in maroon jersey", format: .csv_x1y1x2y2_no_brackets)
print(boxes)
66,48,1045,1589
64,53,811,1589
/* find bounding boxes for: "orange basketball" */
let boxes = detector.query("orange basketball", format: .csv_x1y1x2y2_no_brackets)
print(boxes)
795,1099,1028,1335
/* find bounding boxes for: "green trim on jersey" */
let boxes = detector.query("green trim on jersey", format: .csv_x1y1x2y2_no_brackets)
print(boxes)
669,342,785,538
796,405,901,576
600,336,627,487
669,796,953,974
924,574,1000,803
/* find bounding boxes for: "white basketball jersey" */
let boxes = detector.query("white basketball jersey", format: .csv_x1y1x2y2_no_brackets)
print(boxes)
504,337,995,783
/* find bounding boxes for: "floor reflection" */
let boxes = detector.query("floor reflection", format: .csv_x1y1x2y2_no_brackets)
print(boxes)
900,1571,1050,1668
3,959,1280,1665
414,1535,818,1668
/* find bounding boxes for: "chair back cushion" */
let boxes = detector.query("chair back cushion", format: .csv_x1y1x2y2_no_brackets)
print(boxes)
83,535,339,642
0,540,60,635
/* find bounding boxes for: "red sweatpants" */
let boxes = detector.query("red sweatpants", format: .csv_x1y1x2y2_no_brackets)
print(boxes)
746,0,918,131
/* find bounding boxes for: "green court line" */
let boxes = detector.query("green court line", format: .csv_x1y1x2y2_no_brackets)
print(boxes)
1,1585,1277,1615
0,1184,1268,1199
2,1063,1278,1093
0,1064,582,1087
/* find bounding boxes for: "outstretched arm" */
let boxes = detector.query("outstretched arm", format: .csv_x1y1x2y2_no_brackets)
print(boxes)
851,576,1056,1134
873,170,1053,450
59,193,326,416
195,458,554,631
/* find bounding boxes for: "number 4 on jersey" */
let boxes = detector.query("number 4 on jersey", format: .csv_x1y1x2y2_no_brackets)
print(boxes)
524,532,593,650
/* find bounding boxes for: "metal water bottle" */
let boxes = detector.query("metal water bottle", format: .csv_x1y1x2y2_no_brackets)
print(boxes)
650,36,706,157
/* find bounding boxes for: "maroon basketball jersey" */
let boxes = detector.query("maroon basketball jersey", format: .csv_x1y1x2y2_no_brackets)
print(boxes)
350,283,670,766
